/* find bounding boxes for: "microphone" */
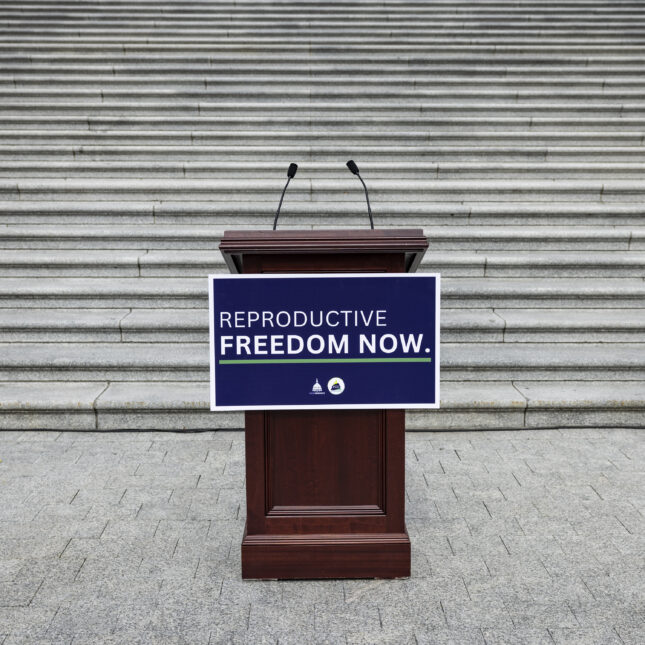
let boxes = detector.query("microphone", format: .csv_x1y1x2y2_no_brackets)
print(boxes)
272,163,298,230
345,160,374,229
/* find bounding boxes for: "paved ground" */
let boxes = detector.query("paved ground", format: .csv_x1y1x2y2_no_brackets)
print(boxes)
0,429,643,645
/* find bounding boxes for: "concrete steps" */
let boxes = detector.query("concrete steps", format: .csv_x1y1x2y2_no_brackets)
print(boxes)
1,119,644,134
1,277,644,309
3,307,644,343
3,162,645,180
1,249,645,278
5,92,645,107
0,0,643,431
6,79,645,92
4,61,645,71
0,224,643,247
3,179,645,202
1,380,643,431
5,148,645,163
2,132,640,147
1,202,644,226
1,341,645,382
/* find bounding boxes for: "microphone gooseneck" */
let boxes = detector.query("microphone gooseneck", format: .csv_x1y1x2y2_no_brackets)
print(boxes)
272,163,298,230
345,159,374,229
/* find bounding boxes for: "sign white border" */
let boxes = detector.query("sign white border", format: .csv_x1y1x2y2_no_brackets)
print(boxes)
209,273,440,411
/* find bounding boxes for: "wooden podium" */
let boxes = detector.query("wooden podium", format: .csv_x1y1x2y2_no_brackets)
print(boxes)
219,229,428,579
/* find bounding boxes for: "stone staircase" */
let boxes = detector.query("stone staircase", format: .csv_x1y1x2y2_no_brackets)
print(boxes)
0,0,644,431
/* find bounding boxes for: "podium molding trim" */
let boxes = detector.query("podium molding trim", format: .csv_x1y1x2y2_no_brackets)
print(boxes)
241,529,411,579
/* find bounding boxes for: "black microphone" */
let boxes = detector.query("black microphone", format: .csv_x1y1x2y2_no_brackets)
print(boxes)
345,160,374,229
272,163,298,230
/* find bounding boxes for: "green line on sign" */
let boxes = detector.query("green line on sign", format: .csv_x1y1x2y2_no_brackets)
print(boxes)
219,357,432,365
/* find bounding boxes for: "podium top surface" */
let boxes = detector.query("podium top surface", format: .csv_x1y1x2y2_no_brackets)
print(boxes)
219,228,428,274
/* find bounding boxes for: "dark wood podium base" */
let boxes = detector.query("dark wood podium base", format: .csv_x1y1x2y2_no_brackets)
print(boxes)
242,528,411,579
241,408,410,580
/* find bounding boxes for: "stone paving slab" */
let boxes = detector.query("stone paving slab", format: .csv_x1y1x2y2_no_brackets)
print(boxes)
0,428,642,644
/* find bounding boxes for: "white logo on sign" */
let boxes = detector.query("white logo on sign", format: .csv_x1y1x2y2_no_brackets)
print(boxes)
327,377,345,395
310,378,325,395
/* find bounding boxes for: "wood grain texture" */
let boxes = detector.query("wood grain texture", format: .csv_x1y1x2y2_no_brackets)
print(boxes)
223,229,426,579
220,228,428,273
241,529,411,579
266,410,384,511
244,409,404,537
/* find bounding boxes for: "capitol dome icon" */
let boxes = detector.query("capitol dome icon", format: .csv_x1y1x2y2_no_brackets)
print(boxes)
311,379,323,393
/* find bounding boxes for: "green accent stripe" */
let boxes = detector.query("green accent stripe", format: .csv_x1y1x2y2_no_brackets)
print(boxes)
219,357,432,365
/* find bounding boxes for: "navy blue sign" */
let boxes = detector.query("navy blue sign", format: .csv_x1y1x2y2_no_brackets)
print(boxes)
209,274,439,410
